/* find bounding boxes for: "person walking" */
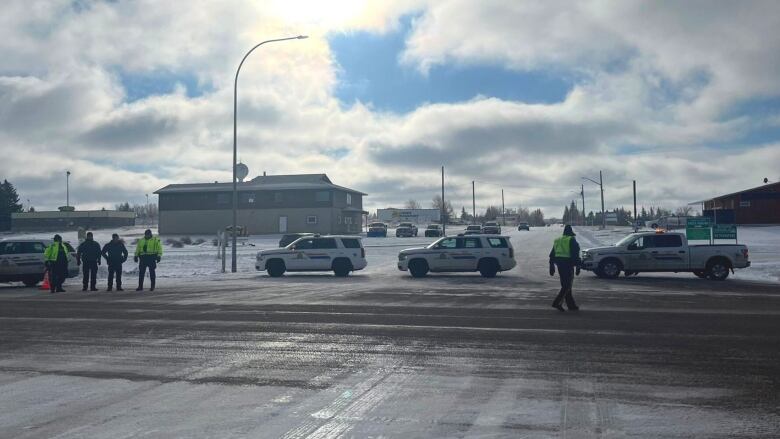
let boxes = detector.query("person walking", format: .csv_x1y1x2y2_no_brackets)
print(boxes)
134,229,162,291
77,232,102,291
44,234,70,293
549,225,582,311
102,233,128,291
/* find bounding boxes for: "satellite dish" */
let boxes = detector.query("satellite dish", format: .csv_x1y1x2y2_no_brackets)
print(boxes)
235,163,249,182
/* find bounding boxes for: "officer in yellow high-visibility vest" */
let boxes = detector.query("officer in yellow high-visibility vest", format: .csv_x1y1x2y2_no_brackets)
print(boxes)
549,225,581,311
44,234,71,293
134,229,163,291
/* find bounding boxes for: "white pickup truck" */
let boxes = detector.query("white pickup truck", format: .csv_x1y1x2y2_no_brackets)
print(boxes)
581,231,750,280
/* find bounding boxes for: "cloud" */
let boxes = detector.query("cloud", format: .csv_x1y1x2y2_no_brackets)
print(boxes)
0,0,778,219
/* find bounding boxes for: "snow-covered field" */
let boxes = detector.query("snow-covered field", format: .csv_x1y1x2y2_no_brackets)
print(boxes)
2,224,778,285
575,225,780,283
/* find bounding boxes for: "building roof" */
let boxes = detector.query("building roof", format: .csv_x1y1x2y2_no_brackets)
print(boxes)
689,181,780,204
154,173,367,195
12,210,136,219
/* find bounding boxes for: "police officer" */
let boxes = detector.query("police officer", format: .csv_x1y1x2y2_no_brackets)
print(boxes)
549,225,581,311
102,233,128,291
134,229,162,291
77,232,102,291
44,234,70,293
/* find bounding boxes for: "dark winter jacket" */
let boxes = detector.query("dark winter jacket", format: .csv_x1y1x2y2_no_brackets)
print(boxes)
77,239,102,264
102,240,128,265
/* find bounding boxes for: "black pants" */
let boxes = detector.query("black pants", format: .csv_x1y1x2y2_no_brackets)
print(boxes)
138,256,156,289
553,261,577,308
49,263,67,293
82,261,98,289
107,263,123,289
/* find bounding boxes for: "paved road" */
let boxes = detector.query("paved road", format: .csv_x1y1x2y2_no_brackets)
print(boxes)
1,227,778,438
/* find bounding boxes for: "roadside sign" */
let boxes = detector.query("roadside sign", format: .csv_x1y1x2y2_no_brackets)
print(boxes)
713,224,737,240
686,217,712,241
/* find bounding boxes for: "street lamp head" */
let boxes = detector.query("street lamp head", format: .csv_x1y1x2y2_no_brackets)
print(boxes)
297,35,309,39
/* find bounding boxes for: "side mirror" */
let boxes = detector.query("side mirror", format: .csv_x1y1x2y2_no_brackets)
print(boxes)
627,243,638,250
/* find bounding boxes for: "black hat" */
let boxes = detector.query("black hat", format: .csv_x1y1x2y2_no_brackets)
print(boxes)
563,225,575,236
53,234,62,241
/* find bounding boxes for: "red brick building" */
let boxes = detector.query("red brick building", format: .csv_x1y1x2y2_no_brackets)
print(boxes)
698,182,780,225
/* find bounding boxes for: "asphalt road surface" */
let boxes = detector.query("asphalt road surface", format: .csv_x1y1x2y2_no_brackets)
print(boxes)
1,227,778,438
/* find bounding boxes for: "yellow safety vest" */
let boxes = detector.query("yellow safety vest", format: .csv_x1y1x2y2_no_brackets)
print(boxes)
135,237,163,257
553,236,572,258
44,242,71,262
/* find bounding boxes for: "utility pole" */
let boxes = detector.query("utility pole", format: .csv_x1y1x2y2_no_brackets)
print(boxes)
441,166,446,236
633,180,637,232
600,170,605,229
472,181,476,225
581,184,586,226
66,171,71,208
501,189,506,226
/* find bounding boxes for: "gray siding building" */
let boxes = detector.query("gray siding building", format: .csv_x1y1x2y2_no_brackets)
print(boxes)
155,174,367,235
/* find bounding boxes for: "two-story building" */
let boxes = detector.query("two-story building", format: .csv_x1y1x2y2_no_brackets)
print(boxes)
155,174,367,235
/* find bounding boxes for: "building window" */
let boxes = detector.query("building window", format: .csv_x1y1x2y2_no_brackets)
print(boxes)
338,216,342,224
345,216,352,225
307,215,318,224
315,191,330,202
274,192,283,203
240,192,255,204
346,193,352,205
216,193,230,205
739,201,750,207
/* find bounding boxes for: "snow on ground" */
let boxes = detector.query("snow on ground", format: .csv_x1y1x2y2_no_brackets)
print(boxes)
576,225,780,283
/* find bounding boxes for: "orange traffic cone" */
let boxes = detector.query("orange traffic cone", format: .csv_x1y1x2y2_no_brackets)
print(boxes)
40,270,51,291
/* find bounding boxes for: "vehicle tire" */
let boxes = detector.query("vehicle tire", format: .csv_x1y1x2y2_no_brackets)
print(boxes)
266,259,286,277
705,258,730,281
408,259,429,278
478,258,499,278
693,270,707,279
332,258,353,277
22,277,41,287
624,271,635,277
597,258,623,279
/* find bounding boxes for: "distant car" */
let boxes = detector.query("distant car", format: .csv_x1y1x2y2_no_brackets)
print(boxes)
257,235,367,277
464,225,482,235
482,222,501,234
367,222,388,237
647,216,690,230
396,222,418,237
398,235,516,278
0,239,79,286
279,233,315,248
424,224,443,237
518,222,530,231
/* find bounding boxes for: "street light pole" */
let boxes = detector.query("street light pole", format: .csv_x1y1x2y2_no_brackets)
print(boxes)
501,189,505,226
146,193,150,225
583,171,606,230
581,184,586,226
231,35,307,273
441,166,446,236
66,171,70,208
472,180,476,225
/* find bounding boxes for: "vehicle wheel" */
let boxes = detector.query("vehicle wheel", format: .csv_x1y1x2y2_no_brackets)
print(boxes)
624,271,635,277
478,258,499,278
706,259,730,281
333,258,353,277
597,259,622,279
22,277,41,287
693,270,707,279
266,259,286,277
408,259,429,278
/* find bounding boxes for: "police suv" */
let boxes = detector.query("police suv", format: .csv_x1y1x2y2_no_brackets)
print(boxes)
397,235,516,278
256,235,367,277
0,239,79,286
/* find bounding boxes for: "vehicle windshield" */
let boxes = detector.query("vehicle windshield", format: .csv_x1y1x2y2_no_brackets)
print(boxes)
427,225,439,229
466,225,481,230
615,234,640,246
369,223,384,227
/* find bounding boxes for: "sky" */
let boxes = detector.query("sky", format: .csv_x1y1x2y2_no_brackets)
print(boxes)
1,0,779,218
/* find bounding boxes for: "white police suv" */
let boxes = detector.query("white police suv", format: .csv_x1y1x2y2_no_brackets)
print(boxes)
256,235,367,277
397,235,516,278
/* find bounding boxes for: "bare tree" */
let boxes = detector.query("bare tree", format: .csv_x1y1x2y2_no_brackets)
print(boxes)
404,199,422,209
431,195,454,220
675,205,693,216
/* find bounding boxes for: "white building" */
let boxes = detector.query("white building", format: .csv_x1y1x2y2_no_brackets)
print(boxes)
377,208,441,225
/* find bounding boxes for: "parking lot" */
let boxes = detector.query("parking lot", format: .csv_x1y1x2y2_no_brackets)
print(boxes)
1,226,779,438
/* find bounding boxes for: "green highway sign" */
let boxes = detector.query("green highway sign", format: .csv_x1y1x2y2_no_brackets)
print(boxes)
713,224,737,240
686,217,712,241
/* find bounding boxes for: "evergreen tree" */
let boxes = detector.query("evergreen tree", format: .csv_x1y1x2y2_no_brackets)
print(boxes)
529,208,545,226
562,205,570,223
0,179,23,230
